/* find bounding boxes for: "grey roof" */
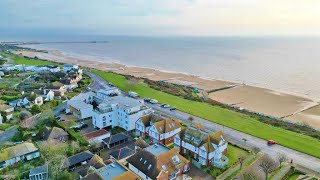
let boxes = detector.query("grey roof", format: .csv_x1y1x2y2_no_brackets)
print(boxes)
102,133,129,145
103,96,143,110
71,91,95,101
96,162,127,179
109,147,135,160
145,144,169,156
29,164,48,176
64,151,94,167
68,100,93,110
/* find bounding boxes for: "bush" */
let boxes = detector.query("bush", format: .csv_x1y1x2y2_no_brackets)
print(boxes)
30,105,41,115
11,131,23,142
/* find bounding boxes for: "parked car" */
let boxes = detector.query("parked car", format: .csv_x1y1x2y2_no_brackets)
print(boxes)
161,104,170,108
128,91,138,98
144,98,151,103
79,122,88,129
267,140,276,145
58,119,65,122
150,99,158,104
169,107,176,111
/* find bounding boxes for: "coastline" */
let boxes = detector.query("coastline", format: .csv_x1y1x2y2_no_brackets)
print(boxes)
15,49,320,128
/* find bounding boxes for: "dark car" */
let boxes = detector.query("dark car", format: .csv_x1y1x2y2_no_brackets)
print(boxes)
169,107,177,111
71,126,81,132
144,98,151,103
79,123,88,129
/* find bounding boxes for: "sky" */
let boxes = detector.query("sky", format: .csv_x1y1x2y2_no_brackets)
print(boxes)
1,0,320,36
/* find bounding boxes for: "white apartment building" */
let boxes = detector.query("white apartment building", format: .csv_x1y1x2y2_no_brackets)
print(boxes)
92,96,153,131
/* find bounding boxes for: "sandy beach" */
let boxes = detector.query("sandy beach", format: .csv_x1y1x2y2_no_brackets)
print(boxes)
15,50,320,129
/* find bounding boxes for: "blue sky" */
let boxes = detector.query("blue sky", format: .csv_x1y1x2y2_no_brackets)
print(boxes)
1,0,320,36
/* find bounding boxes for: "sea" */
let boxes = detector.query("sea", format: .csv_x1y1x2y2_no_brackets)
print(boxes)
2,35,320,100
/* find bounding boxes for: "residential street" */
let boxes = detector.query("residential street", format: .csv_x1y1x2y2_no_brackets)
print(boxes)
85,70,320,173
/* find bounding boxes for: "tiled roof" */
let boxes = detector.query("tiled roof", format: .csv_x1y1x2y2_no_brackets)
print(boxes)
109,147,135,160
84,129,109,140
112,171,137,180
157,148,189,174
0,143,38,161
64,150,93,168
102,133,129,145
153,118,180,134
0,104,13,111
46,127,68,140
127,149,160,179
135,137,149,149
29,164,48,176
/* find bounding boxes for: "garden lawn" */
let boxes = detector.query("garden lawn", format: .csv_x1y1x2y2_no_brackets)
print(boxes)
1,52,58,66
226,145,249,166
92,70,320,158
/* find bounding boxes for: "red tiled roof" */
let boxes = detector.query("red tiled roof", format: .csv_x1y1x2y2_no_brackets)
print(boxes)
84,129,109,140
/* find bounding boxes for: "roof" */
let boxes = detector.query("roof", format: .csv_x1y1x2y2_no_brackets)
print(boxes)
68,100,93,110
111,171,137,180
46,127,68,140
44,86,61,90
88,154,106,169
71,91,95,101
102,133,129,145
84,129,109,140
96,162,135,180
83,172,104,180
153,118,180,134
0,104,13,111
64,151,94,168
109,147,135,160
135,137,149,149
103,96,143,110
51,81,64,87
157,148,189,174
29,164,48,176
145,144,169,156
127,149,160,179
0,143,38,161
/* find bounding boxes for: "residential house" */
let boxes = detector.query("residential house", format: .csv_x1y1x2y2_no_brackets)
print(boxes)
29,164,48,180
64,151,94,170
0,104,14,120
127,144,190,180
47,65,60,73
63,64,78,72
67,100,93,119
43,85,66,97
84,129,110,144
83,161,138,180
135,114,162,136
92,96,152,131
61,78,78,90
44,90,54,101
102,133,129,149
0,113,3,124
148,118,181,145
41,126,69,142
174,124,228,167
0,143,40,169
134,137,149,151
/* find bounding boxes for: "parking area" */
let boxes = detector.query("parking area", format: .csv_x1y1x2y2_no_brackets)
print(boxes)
78,119,97,135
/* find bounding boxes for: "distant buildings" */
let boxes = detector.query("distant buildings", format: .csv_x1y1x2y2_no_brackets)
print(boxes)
0,143,40,169
174,124,228,167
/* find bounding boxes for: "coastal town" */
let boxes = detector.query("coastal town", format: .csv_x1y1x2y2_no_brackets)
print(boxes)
0,44,319,180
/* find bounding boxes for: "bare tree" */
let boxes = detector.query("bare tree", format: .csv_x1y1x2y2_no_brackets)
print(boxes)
239,156,246,169
259,155,277,180
241,167,259,180
277,153,287,167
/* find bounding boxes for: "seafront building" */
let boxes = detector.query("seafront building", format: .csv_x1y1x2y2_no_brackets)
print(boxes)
174,124,228,167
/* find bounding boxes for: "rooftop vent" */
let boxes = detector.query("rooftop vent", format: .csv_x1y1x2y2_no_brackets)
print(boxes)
110,163,115,168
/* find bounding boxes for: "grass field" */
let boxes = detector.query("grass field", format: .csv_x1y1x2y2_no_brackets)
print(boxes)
92,69,320,158
0,52,58,66
226,144,249,166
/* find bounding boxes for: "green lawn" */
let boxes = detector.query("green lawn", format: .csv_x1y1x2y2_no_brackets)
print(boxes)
92,69,320,158
287,172,304,180
226,145,249,166
0,52,58,66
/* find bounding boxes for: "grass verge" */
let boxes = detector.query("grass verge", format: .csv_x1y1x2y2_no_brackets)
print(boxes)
92,69,320,158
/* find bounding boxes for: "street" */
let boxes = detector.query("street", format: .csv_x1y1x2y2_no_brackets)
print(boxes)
85,70,320,173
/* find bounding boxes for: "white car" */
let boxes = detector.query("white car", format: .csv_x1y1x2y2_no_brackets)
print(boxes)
150,99,158,104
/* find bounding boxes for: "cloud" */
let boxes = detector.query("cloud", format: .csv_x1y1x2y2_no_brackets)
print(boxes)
0,0,320,36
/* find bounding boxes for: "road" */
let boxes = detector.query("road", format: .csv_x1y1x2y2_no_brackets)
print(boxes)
85,70,320,173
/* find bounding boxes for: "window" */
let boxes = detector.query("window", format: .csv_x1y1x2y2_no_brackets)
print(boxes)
103,122,106,126
110,120,112,122
103,116,106,120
